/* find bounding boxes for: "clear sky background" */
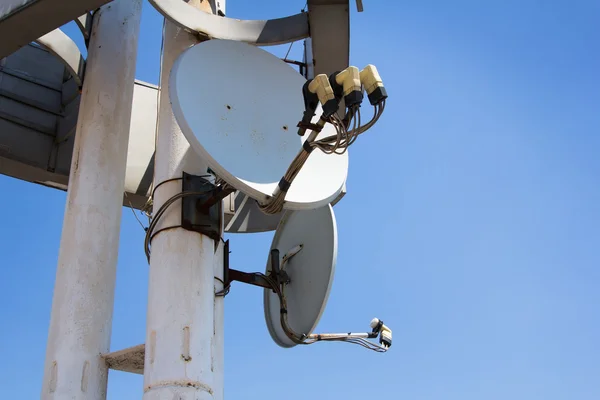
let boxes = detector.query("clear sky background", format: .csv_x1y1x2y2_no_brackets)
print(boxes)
1,0,600,398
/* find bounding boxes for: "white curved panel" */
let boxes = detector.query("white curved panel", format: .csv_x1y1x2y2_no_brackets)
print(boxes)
124,81,158,196
149,0,308,46
35,28,85,87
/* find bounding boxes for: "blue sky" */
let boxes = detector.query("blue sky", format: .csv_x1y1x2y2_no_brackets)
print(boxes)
1,0,600,398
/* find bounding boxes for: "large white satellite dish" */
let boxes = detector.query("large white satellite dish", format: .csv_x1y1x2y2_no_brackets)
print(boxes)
263,204,337,348
169,39,349,210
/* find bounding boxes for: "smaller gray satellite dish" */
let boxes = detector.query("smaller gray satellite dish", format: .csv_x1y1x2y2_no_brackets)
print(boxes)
263,204,337,348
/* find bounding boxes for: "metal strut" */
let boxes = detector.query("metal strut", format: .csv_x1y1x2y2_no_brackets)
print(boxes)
218,240,391,352
227,270,272,290
221,246,288,294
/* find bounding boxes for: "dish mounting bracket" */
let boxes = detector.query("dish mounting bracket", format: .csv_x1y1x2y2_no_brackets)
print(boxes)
220,242,288,295
181,172,235,243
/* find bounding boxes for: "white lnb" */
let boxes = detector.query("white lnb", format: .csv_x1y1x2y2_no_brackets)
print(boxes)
380,327,392,349
370,317,389,332
335,66,362,97
370,318,392,349
370,317,380,329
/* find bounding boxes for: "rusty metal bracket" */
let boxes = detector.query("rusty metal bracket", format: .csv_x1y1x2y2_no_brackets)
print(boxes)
199,184,235,213
221,244,287,296
228,269,273,290
181,172,230,242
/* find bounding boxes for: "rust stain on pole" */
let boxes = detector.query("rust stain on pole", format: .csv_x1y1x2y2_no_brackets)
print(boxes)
182,326,192,361
48,361,58,393
149,330,156,364
144,380,214,394
81,360,89,392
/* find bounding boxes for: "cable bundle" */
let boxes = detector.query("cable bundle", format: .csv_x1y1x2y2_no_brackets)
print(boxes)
312,100,385,154
144,190,212,261
273,269,388,353
259,98,386,215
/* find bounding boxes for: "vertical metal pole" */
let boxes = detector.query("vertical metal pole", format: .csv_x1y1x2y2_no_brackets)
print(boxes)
143,1,223,399
41,1,142,399
212,240,225,400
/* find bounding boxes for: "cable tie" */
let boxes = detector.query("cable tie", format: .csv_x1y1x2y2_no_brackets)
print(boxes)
278,177,291,193
296,121,322,133
302,140,314,153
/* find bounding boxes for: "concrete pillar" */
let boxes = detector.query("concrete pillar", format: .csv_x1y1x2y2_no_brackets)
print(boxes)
142,1,223,399
41,1,142,398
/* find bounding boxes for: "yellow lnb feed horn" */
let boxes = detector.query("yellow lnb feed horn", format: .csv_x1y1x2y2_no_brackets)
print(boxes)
359,64,387,105
331,66,363,107
307,74,339,118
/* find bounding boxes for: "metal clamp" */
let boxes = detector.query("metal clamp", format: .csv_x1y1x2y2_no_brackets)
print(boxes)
180,172,234,242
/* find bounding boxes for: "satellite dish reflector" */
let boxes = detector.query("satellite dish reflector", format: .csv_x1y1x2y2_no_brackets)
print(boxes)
169,39,348,210
263,205,337,347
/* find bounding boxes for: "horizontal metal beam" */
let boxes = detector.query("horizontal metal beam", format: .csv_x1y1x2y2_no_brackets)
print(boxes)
228,269,273,290
103,344,145,375
148,0,308,46
0,155,68,189
0,0,112,59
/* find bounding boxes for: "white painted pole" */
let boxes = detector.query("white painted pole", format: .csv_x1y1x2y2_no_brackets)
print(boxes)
41,1,142,399
210,0,226,392
212,240,225,400
142,1,223,399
